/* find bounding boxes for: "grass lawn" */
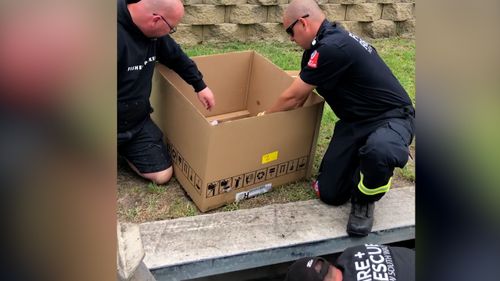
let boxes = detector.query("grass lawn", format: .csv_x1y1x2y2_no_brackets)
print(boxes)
117,38,415,223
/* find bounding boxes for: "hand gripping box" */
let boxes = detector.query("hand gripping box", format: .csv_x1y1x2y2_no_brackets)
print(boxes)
151,51,324,212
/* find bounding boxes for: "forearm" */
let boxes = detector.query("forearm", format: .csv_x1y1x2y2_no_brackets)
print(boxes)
267,94,304,114
264,77,315,115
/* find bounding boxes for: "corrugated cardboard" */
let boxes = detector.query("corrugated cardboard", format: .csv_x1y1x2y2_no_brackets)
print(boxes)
151,51,324,212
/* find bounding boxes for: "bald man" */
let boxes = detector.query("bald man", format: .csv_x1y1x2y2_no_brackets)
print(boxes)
262,0,415,237
118,0,215,184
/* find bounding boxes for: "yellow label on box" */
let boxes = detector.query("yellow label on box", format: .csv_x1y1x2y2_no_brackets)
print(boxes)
262,151,279,164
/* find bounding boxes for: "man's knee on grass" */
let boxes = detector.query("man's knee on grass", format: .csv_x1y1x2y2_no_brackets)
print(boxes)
142,166,173,185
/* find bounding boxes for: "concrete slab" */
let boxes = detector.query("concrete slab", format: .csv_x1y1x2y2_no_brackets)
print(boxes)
140,185,414,280
117,222,146,281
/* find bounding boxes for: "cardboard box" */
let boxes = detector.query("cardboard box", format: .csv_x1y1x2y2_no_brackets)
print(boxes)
285,70,300,78
151,51,324,212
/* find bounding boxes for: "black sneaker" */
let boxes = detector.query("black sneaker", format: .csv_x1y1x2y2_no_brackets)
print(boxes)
346,199,375,237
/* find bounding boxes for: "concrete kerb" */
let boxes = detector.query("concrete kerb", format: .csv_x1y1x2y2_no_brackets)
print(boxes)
139,185,415,280
117,222,156,281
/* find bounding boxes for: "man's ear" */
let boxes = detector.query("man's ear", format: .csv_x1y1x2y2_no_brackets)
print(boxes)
300,17,308,28
314,259,324,272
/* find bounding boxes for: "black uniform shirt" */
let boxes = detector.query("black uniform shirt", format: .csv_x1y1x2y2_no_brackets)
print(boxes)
117,0,206,133
335,244,415,281
300,21,412,122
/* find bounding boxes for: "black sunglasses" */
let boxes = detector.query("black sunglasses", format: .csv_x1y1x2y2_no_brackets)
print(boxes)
153,13,177,34
285,14,309,37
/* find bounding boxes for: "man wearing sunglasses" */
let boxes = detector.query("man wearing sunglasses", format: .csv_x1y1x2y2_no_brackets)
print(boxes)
284,244,415,281
118,0,215,184
262,0,415,237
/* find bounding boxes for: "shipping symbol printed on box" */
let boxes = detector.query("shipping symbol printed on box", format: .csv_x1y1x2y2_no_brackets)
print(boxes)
152,51,325,212
206,156,308,198
167,143,202,195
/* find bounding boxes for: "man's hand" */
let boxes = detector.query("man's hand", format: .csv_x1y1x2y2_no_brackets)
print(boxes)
266,77,315,114
197,87,215,111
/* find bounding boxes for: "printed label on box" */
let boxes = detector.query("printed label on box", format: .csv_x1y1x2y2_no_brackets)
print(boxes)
261,151,279,164
235,183,272,202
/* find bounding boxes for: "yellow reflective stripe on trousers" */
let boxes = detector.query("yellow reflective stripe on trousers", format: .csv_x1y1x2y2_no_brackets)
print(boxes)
358,172,392,196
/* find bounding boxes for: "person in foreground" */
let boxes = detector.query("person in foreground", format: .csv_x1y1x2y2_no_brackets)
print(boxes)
118,0,215,184
284,244,415,281
260,0,415,237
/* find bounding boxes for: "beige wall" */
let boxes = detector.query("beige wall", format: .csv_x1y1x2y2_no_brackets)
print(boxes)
172,0,415,45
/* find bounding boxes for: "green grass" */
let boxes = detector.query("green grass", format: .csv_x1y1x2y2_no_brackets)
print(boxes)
169,198,198,217
396,165,416,182
184,41,303,71
222,202,241,212
147,182,166,194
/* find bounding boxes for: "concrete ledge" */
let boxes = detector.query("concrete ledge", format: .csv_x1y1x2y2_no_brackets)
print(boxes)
140,185,415,280
117,223,145,281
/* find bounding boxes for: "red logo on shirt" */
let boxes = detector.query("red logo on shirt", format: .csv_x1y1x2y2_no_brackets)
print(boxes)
308,50,319,68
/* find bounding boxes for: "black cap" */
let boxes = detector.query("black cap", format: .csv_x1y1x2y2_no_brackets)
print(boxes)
284,257,330,281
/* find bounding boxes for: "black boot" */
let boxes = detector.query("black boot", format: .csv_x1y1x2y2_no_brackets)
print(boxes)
346,198,375,237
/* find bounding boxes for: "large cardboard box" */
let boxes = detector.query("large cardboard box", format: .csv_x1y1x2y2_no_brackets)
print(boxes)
151,51,324,212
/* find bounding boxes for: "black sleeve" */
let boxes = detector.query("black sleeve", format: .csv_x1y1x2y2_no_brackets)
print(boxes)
335,245,415,281
299,43,352,88
156,36,207,92
117,28,126,77
389,246,415,281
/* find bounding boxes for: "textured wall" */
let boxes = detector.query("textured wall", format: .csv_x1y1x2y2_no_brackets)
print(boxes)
172,0,415,45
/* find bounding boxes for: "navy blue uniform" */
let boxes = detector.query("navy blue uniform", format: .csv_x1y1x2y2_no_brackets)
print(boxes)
117,0,206,173
335,244,415,281
300,21,414,203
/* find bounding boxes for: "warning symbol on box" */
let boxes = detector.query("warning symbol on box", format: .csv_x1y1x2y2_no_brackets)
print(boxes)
255,168,267,183
287,159,299,174
219,178,231,193
177,154,183,166
182,161,190,177
244,172,256,187
266,165,277,180
207,181,219,198
170,148,178,164
297,156,308,171
188,167,195,185
195,175,202,194
277,162,288,177
232,175,244,189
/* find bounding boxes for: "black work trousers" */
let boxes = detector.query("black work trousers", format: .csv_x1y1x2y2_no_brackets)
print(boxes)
317,107,414,205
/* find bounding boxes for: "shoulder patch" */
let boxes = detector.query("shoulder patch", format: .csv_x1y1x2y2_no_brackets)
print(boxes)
307,50,319,68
